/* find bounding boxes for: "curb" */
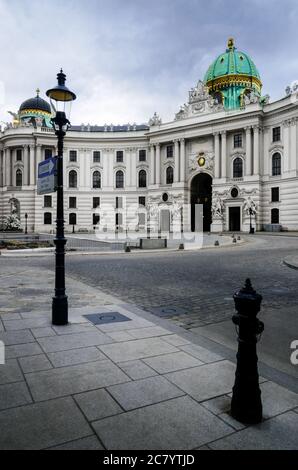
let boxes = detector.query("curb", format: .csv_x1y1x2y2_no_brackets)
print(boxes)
283,256,298,270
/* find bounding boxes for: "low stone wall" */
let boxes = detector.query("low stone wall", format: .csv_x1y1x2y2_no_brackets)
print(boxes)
139,238,167,249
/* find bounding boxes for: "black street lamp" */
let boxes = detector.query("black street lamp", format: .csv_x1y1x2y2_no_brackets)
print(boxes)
46,70,76,326
249,208,255,234
24,213,28,235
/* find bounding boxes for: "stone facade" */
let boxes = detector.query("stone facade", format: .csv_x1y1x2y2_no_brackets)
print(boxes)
1,66,298,234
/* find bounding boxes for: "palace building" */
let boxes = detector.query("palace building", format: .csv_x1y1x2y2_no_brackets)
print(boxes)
1,38,298,234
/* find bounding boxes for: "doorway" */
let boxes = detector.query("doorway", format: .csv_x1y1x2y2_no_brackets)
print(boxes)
229,207,241,231
191,173,212,232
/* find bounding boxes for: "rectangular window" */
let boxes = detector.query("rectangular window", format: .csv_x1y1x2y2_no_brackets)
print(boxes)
139,196,146,207
166,145,173,159
272,127,281,142
93,214,100,225
116,213,123,227
93,151,101,163
116,150,124,162
116,197,123,209
93,197,100,209
139,149,146,162
69,150,77,162
234,133,242,148
16,149,23,161
44,195,52,208
271,187,279,202
69,197,77,209
44,148,53,160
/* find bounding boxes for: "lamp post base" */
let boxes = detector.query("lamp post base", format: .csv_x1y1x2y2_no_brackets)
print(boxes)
52,296,68,325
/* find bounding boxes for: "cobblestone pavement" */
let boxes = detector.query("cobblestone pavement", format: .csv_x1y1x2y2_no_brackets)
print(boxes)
1,234,298,379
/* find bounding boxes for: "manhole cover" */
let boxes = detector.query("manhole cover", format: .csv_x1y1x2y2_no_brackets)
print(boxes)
84,312,132,325
148,306,188,317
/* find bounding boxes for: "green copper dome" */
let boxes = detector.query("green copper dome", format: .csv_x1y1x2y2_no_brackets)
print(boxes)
204,38,262,110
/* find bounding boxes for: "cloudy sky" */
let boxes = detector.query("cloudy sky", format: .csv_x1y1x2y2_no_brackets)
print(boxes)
0,0,297,126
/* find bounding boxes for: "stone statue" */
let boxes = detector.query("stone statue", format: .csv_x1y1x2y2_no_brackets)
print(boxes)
149,112,162,126
243,197,257,216
212,196,224,219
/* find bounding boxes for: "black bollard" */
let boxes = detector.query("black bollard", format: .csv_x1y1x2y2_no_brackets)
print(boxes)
231,278,264,424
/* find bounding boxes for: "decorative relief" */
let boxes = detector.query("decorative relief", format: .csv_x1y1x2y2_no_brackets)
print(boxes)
175,80,223,121
211,194,224,220
189,151,214,172
243,196,258,215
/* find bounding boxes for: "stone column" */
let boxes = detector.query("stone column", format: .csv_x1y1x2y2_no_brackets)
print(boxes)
0,149,3,187
5,147,11,187
126,148,131,187
23,145,29,186
214,133,220,178
103,149,109,188
155,143,160,185
253,126,260,175
263,127,270,176
220,131,227,179
29,144,36,186
149,145,155,185
245,126,252,176
180,138,185,182
290,118,297,172
174,139,179,183
130,147,137,188
282,120,290,173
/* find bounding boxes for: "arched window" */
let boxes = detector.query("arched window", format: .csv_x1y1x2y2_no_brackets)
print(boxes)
69,213,77,225
69,170,77,188
272,153,281,176
44,212,52,225
16,169,22,187
271,208,279,224
233,157,243,178
93,171,101,189
116,170,124,188
138,170,147,188
166,166,173,185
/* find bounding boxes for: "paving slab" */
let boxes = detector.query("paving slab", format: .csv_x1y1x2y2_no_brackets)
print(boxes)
209,411,298,450
106,331,135,342
260,381,298,419
0,330,35,345
107,376,185,411
0,397,92,450
6,342,43,359
2,318,50,331
49,435,104,450
162,334,191,347
47,346,107,367
25,360,130,401
31,327,56,338
143,351,203,374
117,360,158,380
52,323,96,335
74,388,123,421
0,359,23,385
38,330,113,353
93,395,233,450
201,395,231,415
19,355,53,373
165,360,235,402
127,326,171,340
180,343,223,363
0,382,32,410
99,337,178,363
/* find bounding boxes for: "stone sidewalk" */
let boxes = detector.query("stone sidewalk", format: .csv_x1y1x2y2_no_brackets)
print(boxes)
0,267,297,450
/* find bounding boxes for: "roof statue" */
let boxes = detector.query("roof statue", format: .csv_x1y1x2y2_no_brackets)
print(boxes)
149,112,162,126
175,80,223,121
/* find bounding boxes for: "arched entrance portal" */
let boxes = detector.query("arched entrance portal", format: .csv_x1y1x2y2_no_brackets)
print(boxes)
191,173,212,232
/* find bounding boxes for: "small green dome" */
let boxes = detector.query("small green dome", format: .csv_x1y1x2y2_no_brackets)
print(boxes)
204,38,262,110
204,41,260,83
